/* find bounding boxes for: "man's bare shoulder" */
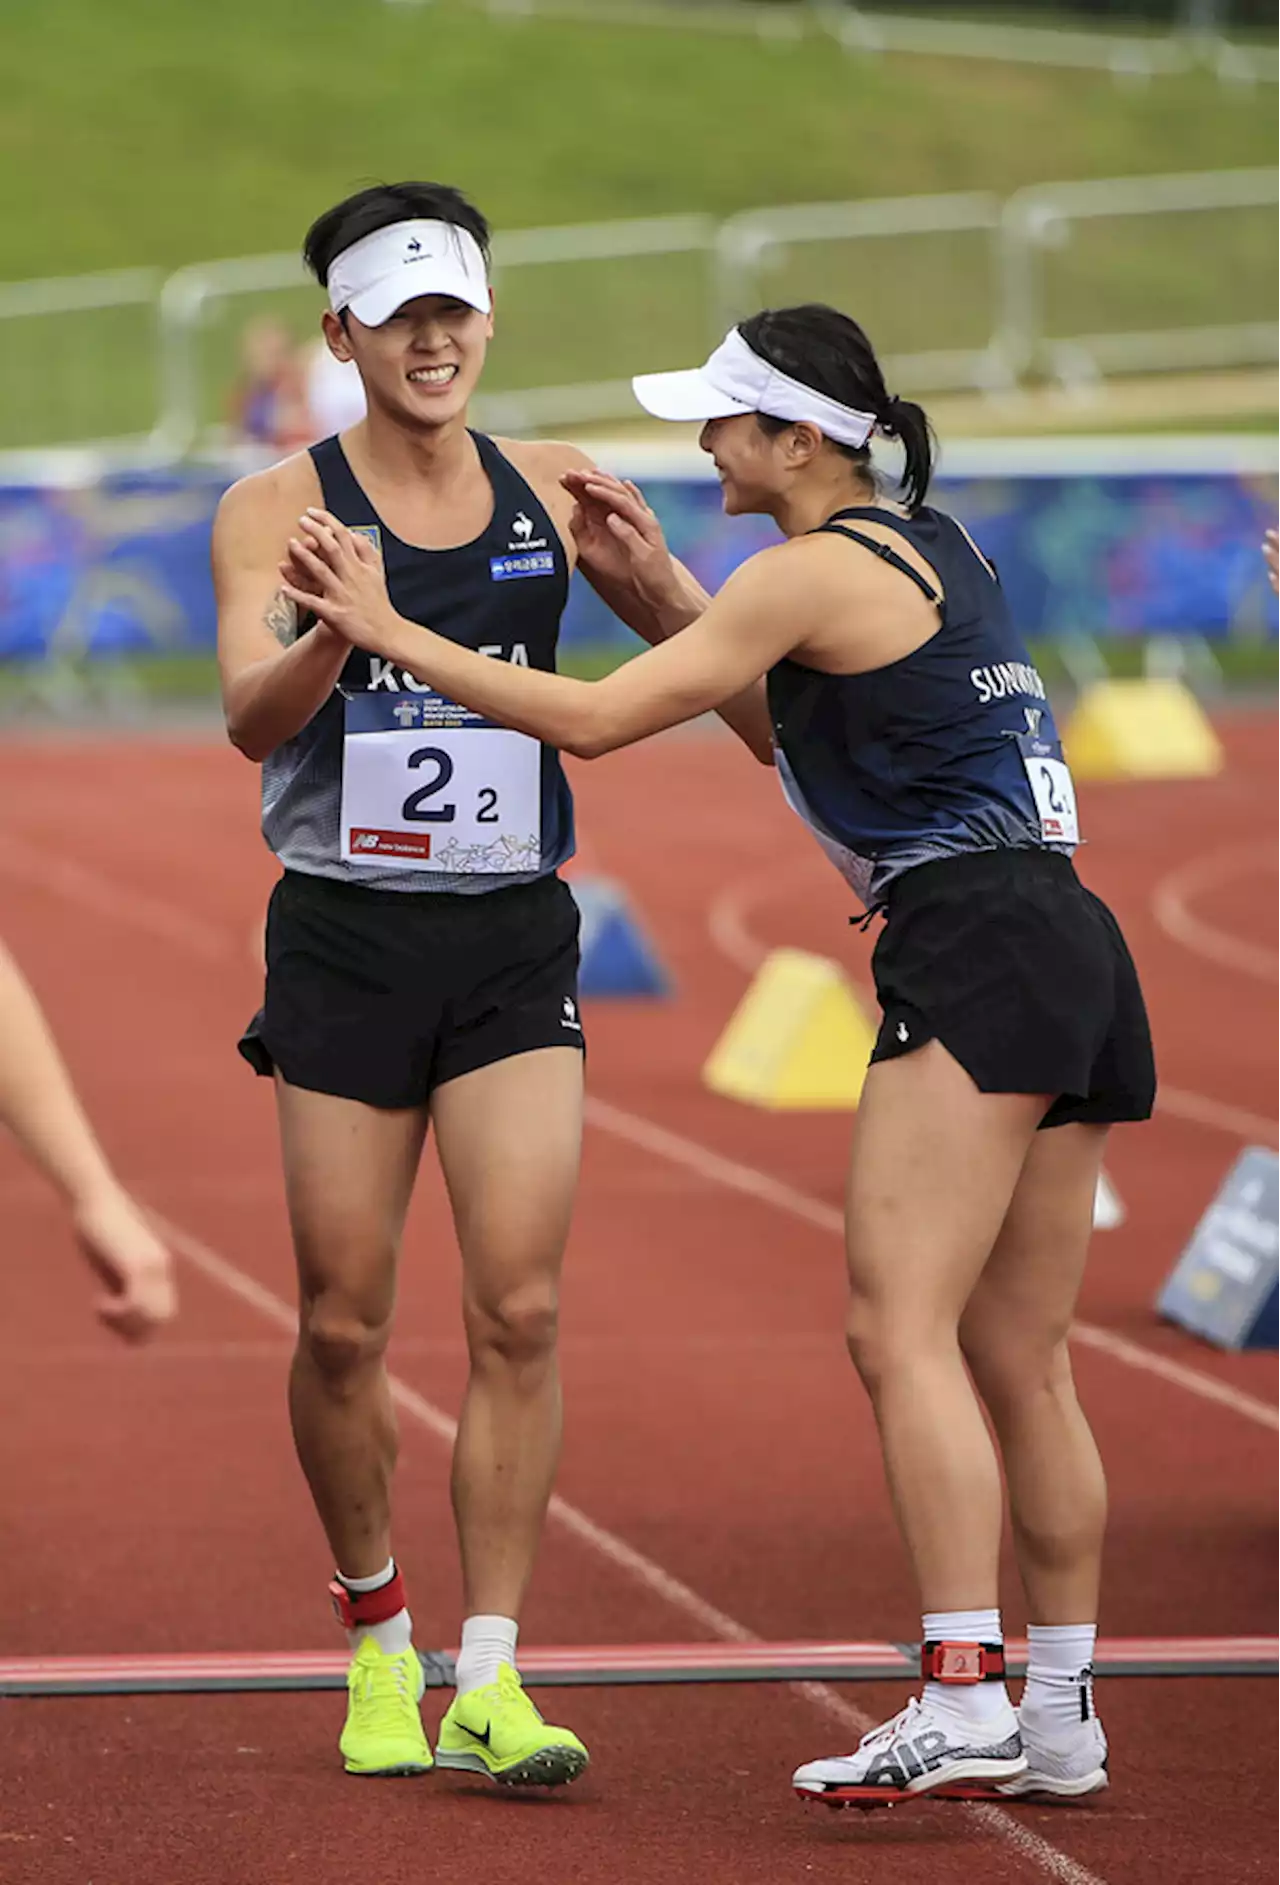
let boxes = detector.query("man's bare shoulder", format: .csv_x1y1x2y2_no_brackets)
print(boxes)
494,436,595,486
215,451,323,543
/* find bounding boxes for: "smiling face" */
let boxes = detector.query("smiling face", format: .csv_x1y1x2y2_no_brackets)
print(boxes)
322,292,494,429
699,412,804,515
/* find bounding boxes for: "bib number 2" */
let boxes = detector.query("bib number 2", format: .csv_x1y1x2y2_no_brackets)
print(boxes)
1026,753,1080,846
400,748,501,825
341,695,541,872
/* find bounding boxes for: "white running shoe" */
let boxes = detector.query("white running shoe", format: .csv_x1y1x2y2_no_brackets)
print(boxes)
793,1696,1027,1809
997,1707,1108,1799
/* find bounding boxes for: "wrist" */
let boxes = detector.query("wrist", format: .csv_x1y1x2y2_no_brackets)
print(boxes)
379,609,420,668
63,1164,122,1217
650,591,701,639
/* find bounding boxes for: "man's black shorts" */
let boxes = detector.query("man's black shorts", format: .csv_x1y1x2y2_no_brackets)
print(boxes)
868,848,1156,1128
239,870,584,1109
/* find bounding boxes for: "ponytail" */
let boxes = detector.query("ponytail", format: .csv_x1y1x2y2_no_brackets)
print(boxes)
878,395,936,513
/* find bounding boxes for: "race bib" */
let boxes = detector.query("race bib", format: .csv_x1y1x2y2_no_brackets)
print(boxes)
1017,733,1080,846
341,693,541,873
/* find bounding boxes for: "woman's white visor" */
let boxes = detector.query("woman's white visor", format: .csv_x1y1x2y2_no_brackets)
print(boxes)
632,327,877,449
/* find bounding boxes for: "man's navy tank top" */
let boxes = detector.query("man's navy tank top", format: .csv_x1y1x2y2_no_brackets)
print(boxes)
262,431,575,893
767,505,1077,912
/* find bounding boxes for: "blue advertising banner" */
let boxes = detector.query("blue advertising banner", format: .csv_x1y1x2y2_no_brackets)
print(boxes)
0,470,226,663
0,458,1275,663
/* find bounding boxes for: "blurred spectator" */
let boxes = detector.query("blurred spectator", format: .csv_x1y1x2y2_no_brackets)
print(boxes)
303,336,367,438
229,320,366,449
229,317,312,451
1263,528,1278,595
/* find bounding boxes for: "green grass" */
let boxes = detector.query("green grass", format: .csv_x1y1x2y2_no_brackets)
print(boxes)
0,647,630,718
1,634,1273,724
0,0,1275,448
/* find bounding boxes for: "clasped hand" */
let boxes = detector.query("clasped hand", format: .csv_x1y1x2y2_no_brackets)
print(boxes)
562,469,679,613
279,511,399,653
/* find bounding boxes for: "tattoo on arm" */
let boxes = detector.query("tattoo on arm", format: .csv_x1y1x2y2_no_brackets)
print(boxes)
264,590,299,648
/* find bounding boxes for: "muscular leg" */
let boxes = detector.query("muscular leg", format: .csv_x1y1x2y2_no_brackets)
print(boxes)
431,1047,582,1619
843,1042,1047,1609
959,1123,1109,1624
276,1077,428,1578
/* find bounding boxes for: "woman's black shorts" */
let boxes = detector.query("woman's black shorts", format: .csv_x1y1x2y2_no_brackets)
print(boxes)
239,869,583,1110
868,848,1156,1128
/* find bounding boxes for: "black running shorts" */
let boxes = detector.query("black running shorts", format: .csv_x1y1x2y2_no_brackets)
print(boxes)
868,848,1156,1128
239,870,584,1109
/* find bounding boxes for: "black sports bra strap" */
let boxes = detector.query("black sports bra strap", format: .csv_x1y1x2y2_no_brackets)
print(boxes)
815,522,942,606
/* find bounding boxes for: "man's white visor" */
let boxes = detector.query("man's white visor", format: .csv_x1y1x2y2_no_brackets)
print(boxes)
632,327,877,449
328,219,490,327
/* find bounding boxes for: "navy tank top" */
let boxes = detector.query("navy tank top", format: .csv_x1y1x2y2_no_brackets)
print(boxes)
261,431,575,893
767,505,1077,912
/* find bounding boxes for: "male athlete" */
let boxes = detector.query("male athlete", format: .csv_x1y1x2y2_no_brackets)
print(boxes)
212,180,765,1785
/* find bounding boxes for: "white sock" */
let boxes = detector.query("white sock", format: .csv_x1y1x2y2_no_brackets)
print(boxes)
336,1559,414,1656
454,1614,519,1695
1023,1623,1098,1729
922,1608,1012,1728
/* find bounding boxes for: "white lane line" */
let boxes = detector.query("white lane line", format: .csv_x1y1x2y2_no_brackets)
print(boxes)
1152,844,1278,984
153,1212,755,1646
584,1097,1278,1433
0,831,1269,1433
3,819,1110,1878
707,875,775,974
586,1095,846,1235
1068,1322,1278,1430
154,1209,1107,1885
0,835,235,962
1155,1085,1277,1147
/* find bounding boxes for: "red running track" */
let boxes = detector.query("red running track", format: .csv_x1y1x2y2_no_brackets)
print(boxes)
0,712,1275,1885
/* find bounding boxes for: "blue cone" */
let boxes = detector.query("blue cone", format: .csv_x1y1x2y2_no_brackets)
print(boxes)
570,877,671,998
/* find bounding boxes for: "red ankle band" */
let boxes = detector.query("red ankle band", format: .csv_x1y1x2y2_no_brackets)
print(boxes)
921,1640,1006,1683
329,1568,406,1631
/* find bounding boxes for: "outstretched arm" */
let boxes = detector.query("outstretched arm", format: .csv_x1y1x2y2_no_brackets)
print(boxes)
0,939,176,1341
280,510,807,761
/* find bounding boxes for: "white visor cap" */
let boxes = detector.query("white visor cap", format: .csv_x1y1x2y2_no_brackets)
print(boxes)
632,327,878,450
328,219,490,327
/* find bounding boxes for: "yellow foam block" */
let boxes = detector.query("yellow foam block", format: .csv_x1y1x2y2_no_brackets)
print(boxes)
703,947,877,1110
1062,678,1223,783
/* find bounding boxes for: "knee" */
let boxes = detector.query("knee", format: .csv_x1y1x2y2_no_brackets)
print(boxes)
464,1278,560,1372
843,1294,910,1394
299,1288,392,1385
844,1294,885,1388
844,1291,961,1395
960,1320,1073,1413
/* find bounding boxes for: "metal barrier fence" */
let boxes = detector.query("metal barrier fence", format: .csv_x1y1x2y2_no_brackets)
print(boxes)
1,169,1275,457
390,0,1279,83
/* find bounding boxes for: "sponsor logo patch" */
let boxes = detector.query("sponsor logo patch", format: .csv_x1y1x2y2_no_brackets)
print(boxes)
349,828,432,860
490,551,556,582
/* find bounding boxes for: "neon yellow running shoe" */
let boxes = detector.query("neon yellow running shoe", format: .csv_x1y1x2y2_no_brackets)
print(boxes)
339,1638,433,1777
435,1664,589,1787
